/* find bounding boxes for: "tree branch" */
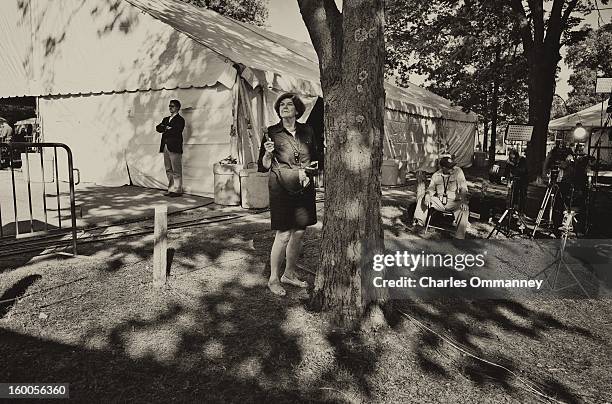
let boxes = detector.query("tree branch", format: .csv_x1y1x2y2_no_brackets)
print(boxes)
508,0,534,51
560,0,579,30
527,0,544,44
297,0,343,84
544,0,579,49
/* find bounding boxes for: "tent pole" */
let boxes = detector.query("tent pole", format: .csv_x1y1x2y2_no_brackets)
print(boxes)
238,79,258,164
232,76,242,165
239,80,262,146
384,133,396,160
262,88,270,132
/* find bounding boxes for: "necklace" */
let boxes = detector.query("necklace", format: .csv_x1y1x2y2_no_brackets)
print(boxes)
283,128,301,167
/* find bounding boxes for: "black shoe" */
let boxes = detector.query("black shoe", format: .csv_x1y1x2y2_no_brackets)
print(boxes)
168,192,183,197
163,192,172,196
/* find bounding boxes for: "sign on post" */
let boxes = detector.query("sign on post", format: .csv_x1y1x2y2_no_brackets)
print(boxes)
505,125,534,142
595,78,612,94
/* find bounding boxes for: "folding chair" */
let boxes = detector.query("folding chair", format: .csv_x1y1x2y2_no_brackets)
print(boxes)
424,209,456,234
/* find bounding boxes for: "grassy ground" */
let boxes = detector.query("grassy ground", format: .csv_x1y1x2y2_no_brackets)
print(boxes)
1,184,611,403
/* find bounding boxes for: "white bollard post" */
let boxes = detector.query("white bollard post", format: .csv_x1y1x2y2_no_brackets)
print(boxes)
153,205,167,287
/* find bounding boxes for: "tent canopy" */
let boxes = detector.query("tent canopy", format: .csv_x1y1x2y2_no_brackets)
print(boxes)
129,0,477,122
549,98,610,130
0,0,478,189
1,0,477,124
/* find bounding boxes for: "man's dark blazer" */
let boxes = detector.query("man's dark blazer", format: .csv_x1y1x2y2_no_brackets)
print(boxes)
156,114,185,154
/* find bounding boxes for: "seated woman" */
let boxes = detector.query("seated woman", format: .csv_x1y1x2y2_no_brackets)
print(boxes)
413,155,470,239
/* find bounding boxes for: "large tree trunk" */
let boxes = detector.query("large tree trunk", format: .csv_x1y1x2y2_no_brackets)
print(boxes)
299,0,387,329
509,0,576,179
526,49,558,179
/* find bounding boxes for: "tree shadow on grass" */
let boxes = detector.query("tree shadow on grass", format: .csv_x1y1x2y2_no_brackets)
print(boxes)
0,208,380,402
395,297,597,404
0,274,42,318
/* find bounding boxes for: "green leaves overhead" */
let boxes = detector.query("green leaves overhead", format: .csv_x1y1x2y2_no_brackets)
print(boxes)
385,0,528,123
566,23,612,112
179,0,269,26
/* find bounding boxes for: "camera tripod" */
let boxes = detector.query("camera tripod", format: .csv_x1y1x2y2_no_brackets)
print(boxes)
530,210,591,298
531,177,568,238
487,178,529,239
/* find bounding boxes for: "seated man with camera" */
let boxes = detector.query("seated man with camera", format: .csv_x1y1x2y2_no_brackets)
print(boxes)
413,155,470,239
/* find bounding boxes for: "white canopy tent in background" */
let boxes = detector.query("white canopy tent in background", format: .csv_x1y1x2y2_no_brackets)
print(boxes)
0,0,478,195
549,98,611,165
549,98,610,130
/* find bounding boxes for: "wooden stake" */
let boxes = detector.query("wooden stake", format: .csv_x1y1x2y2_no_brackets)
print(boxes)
153,205,167,287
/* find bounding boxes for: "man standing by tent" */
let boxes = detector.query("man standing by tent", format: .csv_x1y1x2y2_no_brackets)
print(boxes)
156,100,185,197
0,117,12,143
0,117,13,169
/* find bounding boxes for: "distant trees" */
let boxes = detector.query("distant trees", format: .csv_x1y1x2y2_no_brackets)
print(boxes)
386,0,608,177
566,23,612,112
386,1,528,165
180,0,269,25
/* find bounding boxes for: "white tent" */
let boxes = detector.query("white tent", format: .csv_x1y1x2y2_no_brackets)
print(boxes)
549,98,611,164
0,0,478,195
549,98,610,130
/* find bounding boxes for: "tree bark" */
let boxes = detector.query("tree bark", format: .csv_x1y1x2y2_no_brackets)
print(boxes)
508,0,576,178
526,50,558,178
489,44,501,165
298,0,387,329
482,92,489,152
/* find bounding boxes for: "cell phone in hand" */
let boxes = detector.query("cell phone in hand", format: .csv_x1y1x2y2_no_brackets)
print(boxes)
305,161,318,172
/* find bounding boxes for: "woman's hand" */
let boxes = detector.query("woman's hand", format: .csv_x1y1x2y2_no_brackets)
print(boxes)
264,140,275,155
299,169,310,188
304,161,318,173
261,138,274,170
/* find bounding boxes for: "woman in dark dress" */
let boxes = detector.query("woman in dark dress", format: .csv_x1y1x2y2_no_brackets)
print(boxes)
257,93,319,296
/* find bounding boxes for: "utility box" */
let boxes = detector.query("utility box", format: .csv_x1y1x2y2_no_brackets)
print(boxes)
240,168,269,209
474,151,487,168
213,163,240,205
381,159,399,186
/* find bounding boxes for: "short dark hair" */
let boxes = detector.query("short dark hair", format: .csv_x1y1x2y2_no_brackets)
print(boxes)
274,93,305,119
169,99,181,109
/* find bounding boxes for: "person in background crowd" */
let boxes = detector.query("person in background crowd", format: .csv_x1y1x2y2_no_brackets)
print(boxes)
0,117,13,143
0,118,14,169
544,140,573,173
505,149,529,215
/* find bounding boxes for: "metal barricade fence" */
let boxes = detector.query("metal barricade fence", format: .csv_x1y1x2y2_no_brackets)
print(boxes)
0,142,78,256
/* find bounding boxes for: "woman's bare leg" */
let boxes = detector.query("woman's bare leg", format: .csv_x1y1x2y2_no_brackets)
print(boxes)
269,230,291,294
284,229,305,278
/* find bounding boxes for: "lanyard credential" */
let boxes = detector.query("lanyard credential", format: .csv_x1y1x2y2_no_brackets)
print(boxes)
441,174,450,205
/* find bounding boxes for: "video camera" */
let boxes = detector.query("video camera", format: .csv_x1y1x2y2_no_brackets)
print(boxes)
548,167,561,185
